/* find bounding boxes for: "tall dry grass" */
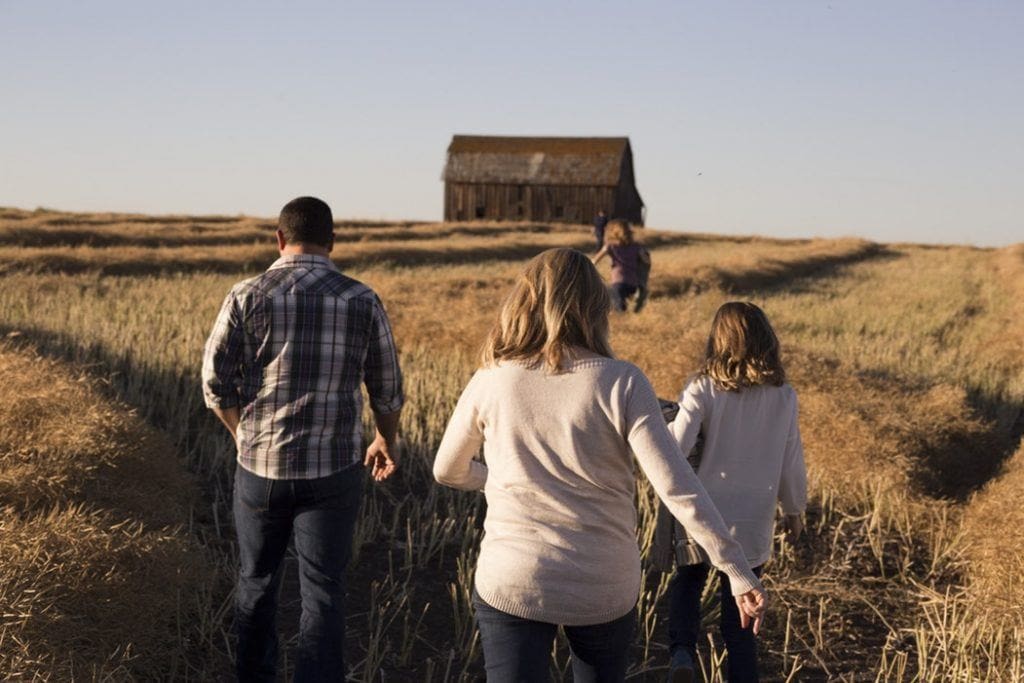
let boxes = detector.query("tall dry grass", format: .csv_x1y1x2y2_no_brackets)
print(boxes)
951,244,1024,672
0,344,225,679
0,208,1020,680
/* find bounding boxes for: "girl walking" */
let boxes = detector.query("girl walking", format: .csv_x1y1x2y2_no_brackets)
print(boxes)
433,250,765,682
665,302,807,682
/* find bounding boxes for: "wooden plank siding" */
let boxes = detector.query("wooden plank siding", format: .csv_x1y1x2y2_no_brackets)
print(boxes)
445,183,619,224
442,136,645,225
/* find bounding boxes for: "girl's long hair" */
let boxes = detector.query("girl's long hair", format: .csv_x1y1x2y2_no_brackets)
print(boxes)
482,248,613,372
603,220,634,246
701,302,786,391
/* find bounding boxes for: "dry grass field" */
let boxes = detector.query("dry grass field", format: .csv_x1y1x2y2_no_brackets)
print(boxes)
0,206,1021,681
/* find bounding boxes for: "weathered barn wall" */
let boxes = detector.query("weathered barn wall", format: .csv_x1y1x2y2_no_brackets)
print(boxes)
443,136,645,225
445,183,618,223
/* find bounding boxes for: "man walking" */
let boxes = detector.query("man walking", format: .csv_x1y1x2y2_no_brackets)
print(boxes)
202,196,404,681
593,209,609,251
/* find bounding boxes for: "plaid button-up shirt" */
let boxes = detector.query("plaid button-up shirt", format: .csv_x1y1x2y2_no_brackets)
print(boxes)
202,254,404,479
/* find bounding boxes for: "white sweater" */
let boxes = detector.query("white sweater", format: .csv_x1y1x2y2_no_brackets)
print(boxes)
433,355,762,626
670,376,807,567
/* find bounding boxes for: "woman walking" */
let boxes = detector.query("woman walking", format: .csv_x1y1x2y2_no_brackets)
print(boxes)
433,248,765,682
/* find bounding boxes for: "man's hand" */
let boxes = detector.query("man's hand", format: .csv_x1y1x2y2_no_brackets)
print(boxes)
783,514,804,545
735,587,767,635
364,433,399,481
365,409,401,482
211,406,240,442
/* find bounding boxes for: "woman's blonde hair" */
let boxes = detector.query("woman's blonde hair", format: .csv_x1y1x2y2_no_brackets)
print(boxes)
603,219,634,246
701,302,786,391
482,248,613,372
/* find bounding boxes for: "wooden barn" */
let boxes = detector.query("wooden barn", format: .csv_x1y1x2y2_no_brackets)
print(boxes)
442,135,645,225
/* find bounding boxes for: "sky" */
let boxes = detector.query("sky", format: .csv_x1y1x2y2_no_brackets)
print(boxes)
1,1,1021,246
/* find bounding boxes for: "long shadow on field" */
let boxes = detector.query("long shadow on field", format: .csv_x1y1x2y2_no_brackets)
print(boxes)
793,350,1024,503
726,243,902,294
3,210,416,228
17,214,244,226
6,317,1021,679
652,243,900,299
0,231,695,277
0,250,279,277
0,221,536,249
0,338,230,678
0,325,233,488
852,367,1023,502
0,321,486,679
0,243,559,276
0,227,272,249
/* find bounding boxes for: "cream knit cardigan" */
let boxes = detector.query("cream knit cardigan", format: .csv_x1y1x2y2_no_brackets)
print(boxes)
433,356,762,626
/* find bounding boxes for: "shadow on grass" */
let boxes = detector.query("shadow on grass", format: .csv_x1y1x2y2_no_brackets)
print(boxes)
852,366,1023,502
0,227,272,249
4,313,1020,679
3,206,721,259
0,221,507,249
0,322,483,679
0,337,231,679
0,217,574,249
0,234,696,276
653,243,900,298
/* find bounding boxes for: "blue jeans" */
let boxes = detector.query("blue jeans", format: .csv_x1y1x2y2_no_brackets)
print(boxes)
233,464,364,683
473,589,635,682
668,563,764,683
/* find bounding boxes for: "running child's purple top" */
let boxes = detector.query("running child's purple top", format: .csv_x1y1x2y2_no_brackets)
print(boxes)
608,244,641,286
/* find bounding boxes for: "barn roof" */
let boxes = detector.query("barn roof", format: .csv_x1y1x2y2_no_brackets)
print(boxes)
444,135,631,187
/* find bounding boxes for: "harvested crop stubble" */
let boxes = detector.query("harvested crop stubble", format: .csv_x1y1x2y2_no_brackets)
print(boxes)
647,238,881,297
0,211,500,249
0,230,596,275
357,235,878,373
0,345,215,679
1,208,1021,679
797,363,997,502
961,244,1024,624
988,244,1024,401
765,245,1021,401
0,243,278,276
963,441,1024,620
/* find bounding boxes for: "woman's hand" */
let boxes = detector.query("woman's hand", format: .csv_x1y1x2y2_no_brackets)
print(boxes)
735,587,767,635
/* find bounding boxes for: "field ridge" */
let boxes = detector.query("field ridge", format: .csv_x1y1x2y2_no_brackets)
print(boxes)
0,208,1020,680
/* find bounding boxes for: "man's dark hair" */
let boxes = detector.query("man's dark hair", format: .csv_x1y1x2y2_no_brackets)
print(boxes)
278,196,334,248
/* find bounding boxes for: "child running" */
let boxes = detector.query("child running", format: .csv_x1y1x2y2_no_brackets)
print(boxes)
592,219,651,313
665,302,807,682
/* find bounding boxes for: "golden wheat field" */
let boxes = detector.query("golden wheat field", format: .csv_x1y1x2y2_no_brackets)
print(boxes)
0,206,1021,681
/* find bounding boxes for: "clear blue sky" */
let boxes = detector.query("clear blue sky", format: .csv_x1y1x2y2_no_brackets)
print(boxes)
2,1,1021,246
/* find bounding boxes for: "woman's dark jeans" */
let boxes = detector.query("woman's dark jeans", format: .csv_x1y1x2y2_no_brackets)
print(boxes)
472,590,635,682
668,563,764,683
610,283,639,312
233,464,364,682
